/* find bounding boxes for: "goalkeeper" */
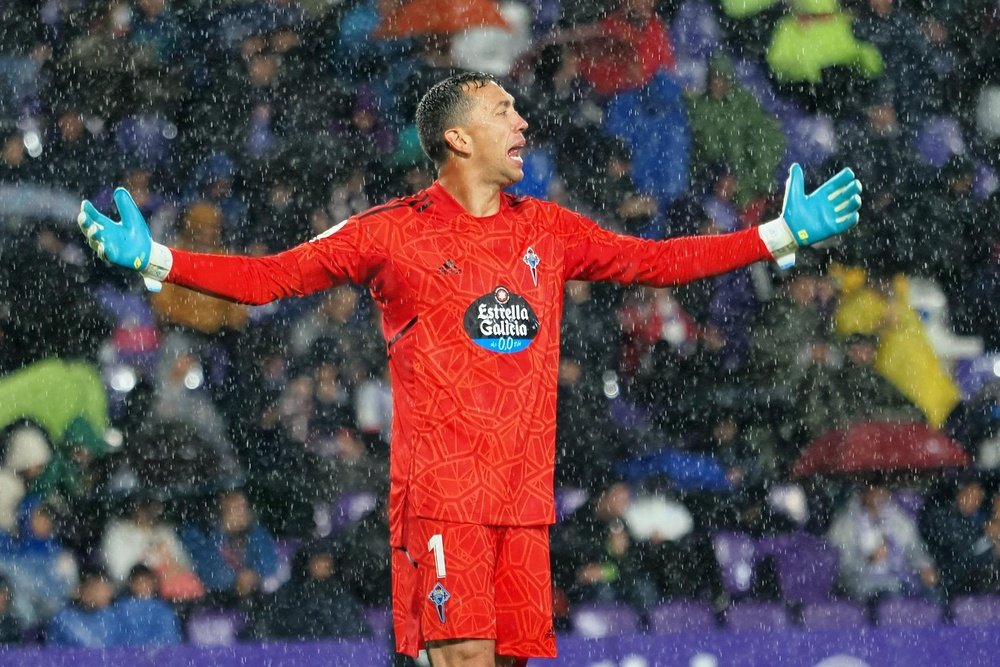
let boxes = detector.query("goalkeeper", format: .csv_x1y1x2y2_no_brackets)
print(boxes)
78,72,861,667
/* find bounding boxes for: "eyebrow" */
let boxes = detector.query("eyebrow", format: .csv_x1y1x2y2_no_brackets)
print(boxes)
493,99,513,111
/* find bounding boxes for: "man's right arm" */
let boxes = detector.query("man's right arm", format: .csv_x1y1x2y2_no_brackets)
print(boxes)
78,188,380,304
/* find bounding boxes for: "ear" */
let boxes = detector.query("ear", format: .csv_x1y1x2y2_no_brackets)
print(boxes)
443,128,471,158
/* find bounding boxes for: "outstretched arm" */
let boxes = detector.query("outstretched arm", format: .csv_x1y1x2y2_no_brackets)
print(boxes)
564,163,862,284
78,189,378,304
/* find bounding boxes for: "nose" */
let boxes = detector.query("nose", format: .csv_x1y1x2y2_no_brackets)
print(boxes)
514,111,528,133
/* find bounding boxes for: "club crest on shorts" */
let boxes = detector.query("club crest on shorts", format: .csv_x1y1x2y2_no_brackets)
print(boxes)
428,582,451,623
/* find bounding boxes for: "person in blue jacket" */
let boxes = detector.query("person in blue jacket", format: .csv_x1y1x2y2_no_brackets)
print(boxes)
113,565,182,646
180,488,278,609
46,565,121,647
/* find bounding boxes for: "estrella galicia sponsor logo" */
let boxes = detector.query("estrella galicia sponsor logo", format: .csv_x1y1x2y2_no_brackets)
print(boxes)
463,286,540,354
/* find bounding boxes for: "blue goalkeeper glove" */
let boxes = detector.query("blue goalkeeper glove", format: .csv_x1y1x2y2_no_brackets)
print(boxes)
758,163,863,269
77,188,171,292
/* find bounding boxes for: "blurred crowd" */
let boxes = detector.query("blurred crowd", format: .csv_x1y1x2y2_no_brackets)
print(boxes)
1,0,1000,650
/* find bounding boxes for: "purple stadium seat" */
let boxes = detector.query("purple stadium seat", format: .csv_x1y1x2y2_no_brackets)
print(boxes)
186,609,247,646
365,606,393,639
916,116,965,168
725,601,790,631
337,491,378,525
757,532,839,604
316,492,379,536
671,0,722,59
570,604,640,638
555,487,589,521
262,537,301,593
876,597,943,628
951,595,1000,627
800,600,867,630
711,531,757,597
649,601,717,634
893,489,926,519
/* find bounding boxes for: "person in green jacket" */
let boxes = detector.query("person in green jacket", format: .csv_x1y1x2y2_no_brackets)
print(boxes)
766,0,883,109
686,53,787,208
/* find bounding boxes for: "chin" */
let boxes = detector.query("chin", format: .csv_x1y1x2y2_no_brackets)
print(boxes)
500,170,524,188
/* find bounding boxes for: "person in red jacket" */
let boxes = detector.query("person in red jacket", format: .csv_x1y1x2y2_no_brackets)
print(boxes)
78,72,861,666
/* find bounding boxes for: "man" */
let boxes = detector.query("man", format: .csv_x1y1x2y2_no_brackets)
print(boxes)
78,72,862,666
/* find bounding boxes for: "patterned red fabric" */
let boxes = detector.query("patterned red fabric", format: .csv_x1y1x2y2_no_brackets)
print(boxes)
392,517,554,658
166,182,771,546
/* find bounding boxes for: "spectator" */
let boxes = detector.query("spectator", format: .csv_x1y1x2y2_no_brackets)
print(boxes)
252,538,369,640
113,564,182,646
184,152,247,250
0,496,78,628
150,334,240,475
129,0,183,67
919,473,999,599
827,333,923,425
580,0,676,97
180,489,278,609
834,84,919,274
604,71,691,205
0,130,41,184
0,574,19,644
46,565,120,647
288,285,362,360
354,359,392,446
100,493,203,602
766,0,883,112
550,481,660,618
336,498,391,607
3,426,52,503
578,139,662,237
686,54,786,208
852,0,945,122
827,482,938,604
52,3,140,120
39,103,112,196
0,470,24,536
751,262,838,436
151,202,249,335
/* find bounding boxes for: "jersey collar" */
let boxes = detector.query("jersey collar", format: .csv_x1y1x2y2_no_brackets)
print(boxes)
425,181,510,221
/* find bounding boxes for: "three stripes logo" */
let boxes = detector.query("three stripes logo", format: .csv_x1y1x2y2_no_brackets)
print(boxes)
438,259,462,275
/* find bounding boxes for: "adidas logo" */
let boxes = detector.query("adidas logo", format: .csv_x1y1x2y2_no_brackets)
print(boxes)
437,259,462,275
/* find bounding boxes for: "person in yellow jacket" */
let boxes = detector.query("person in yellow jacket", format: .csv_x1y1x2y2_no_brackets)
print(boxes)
833,267,960,428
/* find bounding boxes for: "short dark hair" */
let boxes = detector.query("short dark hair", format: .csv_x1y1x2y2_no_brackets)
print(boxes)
416,72,498,167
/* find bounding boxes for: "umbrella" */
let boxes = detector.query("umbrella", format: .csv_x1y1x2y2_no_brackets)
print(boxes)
791,421,970,478
374,0,508,39
617,448,734,492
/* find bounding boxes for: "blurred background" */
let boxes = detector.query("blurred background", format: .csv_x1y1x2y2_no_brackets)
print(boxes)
1,0,1000,664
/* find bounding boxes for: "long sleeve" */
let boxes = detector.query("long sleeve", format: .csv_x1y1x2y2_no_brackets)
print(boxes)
165,217,385,305
560,208,772,286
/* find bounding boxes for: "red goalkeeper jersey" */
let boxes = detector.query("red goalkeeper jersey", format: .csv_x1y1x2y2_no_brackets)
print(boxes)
165,182,772,545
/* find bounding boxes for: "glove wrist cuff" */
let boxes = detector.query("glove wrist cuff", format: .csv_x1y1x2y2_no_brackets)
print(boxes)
139,242,171,293
142,242,173,281
758,217,797,270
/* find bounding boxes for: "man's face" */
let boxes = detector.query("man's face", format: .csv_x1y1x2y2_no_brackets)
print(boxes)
456,82,529,187
220,492,252,534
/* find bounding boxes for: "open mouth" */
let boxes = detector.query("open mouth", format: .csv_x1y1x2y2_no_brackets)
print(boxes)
507,146,524,166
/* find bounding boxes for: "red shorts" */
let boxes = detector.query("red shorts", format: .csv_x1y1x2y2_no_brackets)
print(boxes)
392,516,557,659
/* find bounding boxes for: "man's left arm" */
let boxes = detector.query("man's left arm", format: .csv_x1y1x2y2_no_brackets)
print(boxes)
563,163,862,285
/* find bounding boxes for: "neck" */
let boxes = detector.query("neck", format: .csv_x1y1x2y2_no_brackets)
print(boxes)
438,164,503,217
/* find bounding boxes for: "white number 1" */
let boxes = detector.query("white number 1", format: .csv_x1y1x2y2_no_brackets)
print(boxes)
427,533,446,578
